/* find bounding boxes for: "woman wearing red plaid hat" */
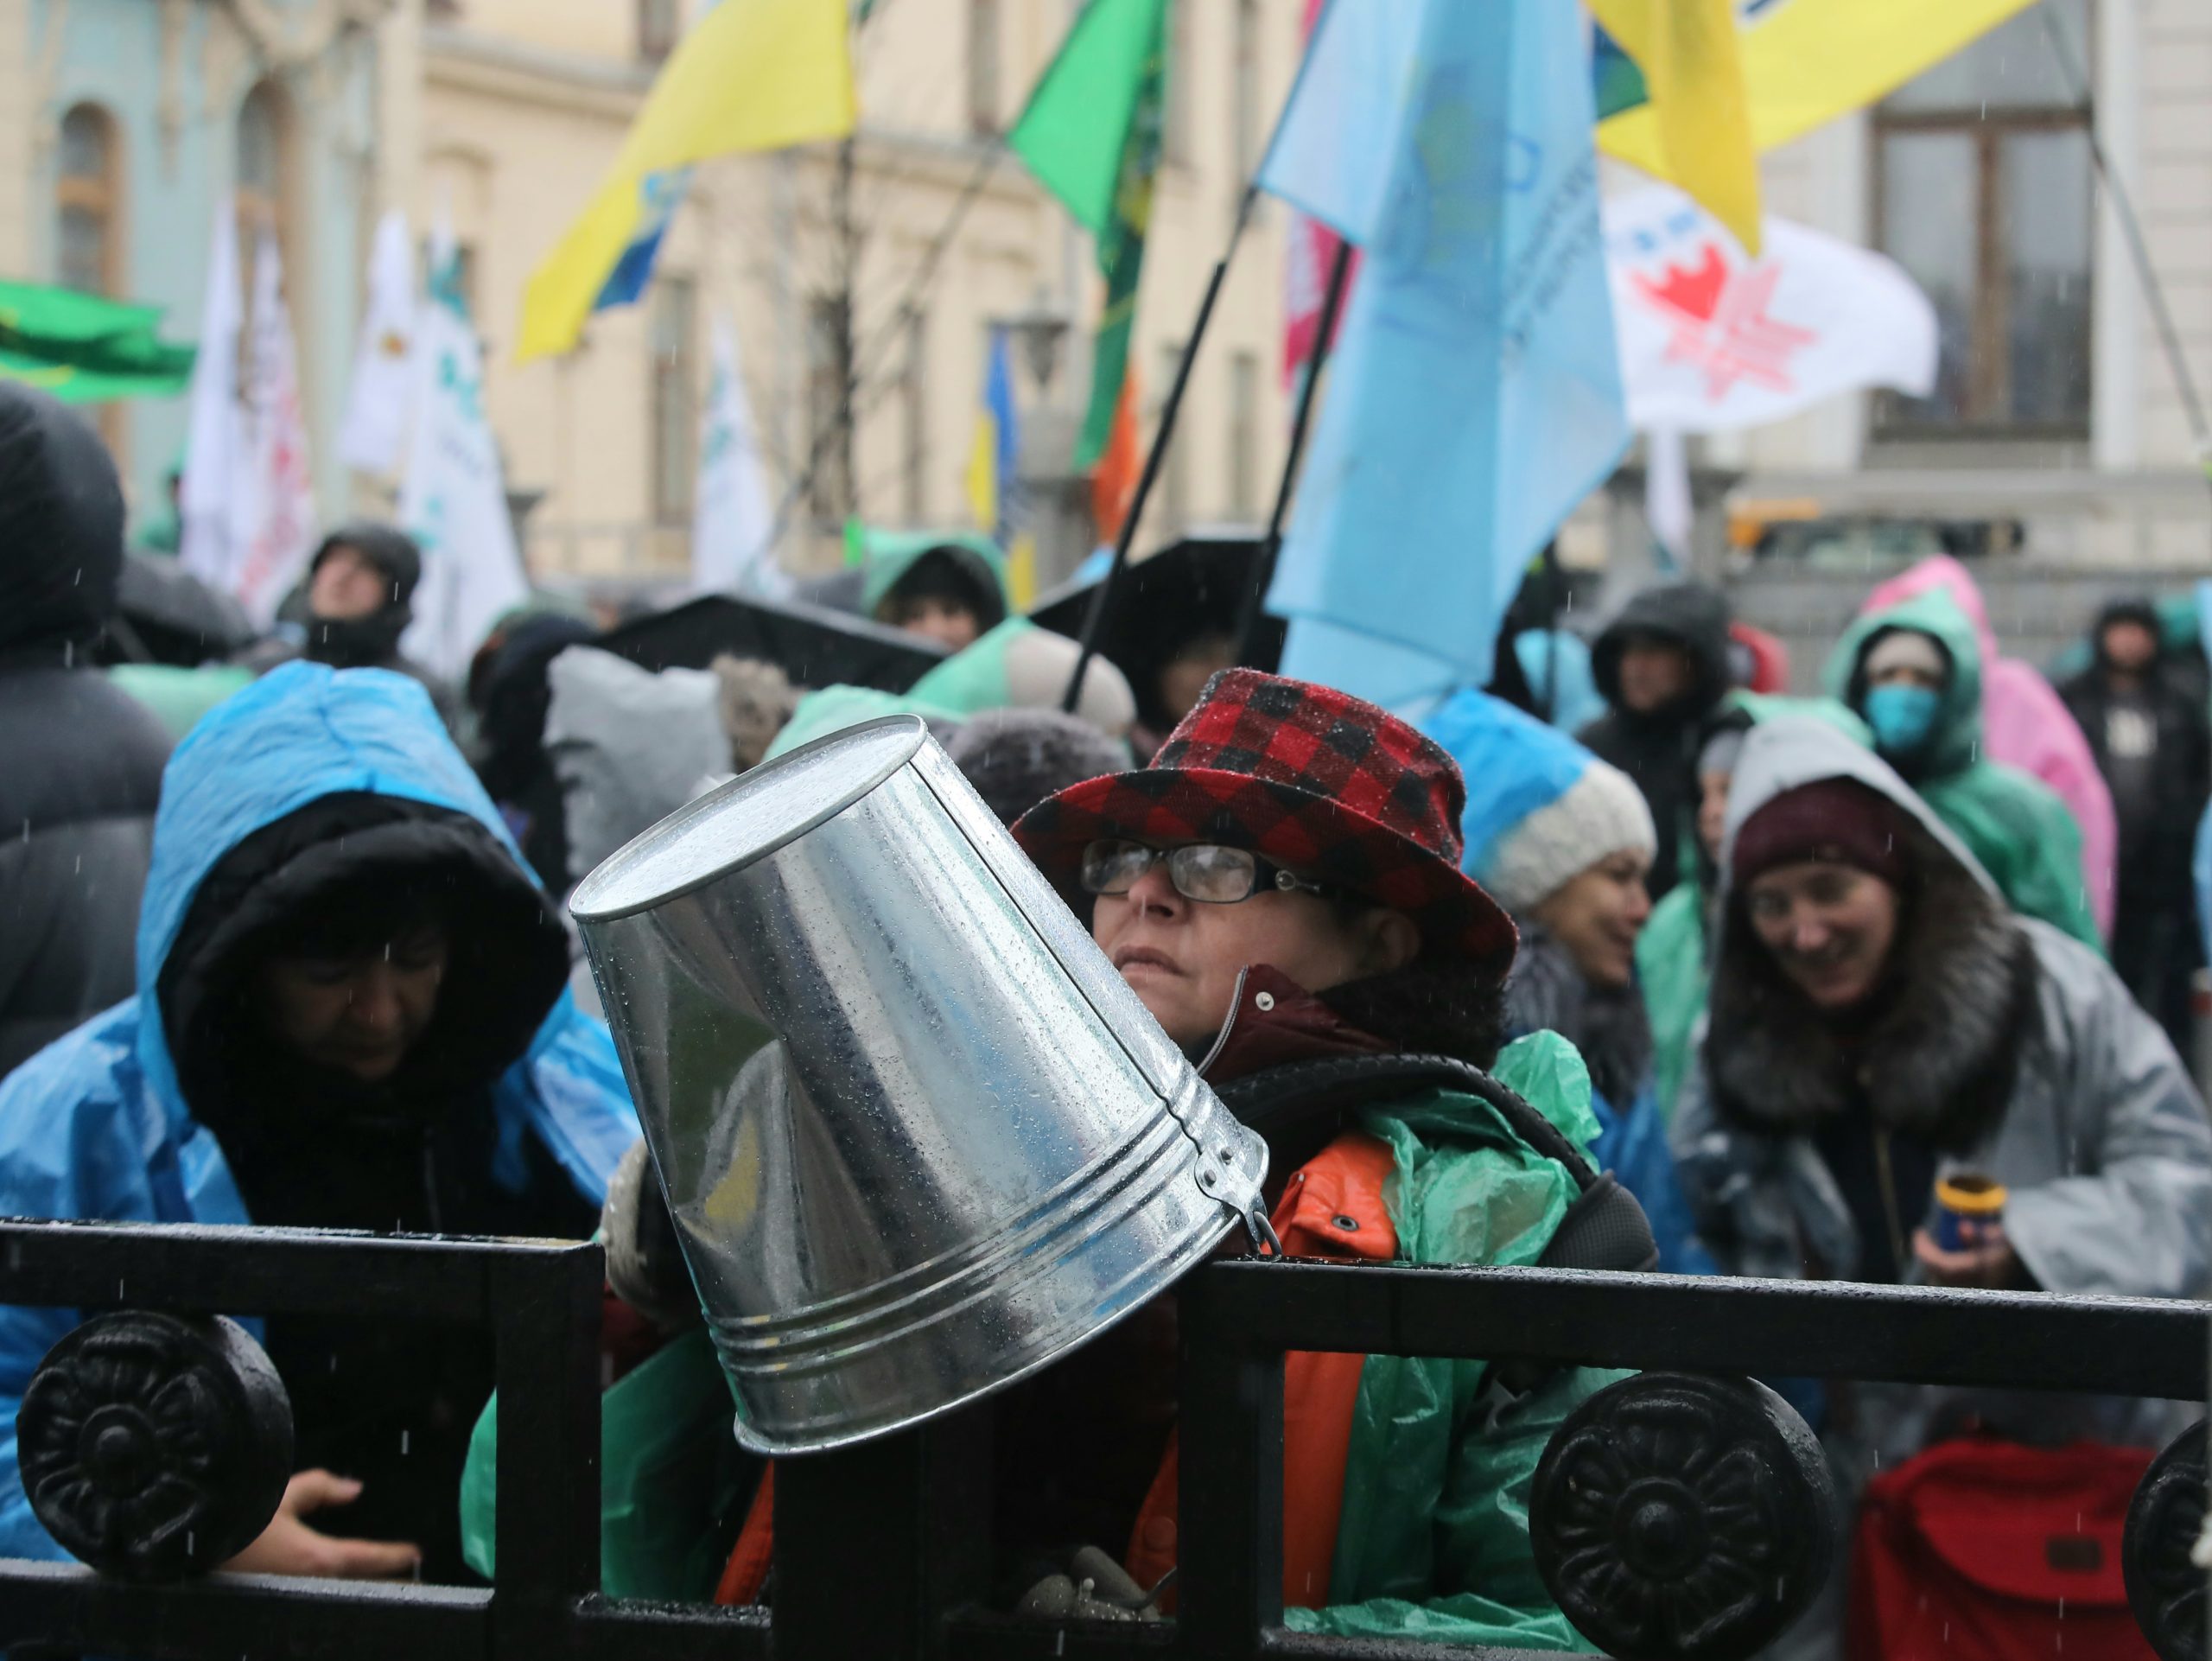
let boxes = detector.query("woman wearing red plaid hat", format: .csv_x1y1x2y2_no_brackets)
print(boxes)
1008,670,1652,1646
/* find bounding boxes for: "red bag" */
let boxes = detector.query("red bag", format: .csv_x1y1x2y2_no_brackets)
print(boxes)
1850,1439,2157,1661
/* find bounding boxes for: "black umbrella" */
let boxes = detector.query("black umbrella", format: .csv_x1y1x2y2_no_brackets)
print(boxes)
594,591,946,694
793,567,867,614
103,553,256,666
1030,530,1286,731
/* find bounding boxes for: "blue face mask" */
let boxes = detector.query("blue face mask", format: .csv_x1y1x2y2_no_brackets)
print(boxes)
1864,683,1942,757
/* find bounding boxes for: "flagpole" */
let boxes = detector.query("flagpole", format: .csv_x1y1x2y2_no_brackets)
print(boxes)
1061,185,1262,712
1234,234,1353,666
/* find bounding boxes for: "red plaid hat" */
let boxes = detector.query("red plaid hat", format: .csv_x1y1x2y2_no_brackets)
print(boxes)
1012,669,1516,975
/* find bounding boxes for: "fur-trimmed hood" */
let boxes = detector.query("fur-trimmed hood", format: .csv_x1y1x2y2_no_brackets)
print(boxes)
1704,717,2037,1149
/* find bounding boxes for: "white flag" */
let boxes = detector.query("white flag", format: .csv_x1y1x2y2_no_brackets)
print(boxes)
690,316,783,596
400,231,529,680
232,233,318,627
1644,425,1691,570
339,209,417,474
180,202,245,594
1607,186,1938,433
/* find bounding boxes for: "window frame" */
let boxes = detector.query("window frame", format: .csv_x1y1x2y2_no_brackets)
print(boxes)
55,102,122,297
1868,25,2095,442
966,0,1001,137
1228,347,1259,519
637,0,680,66
650,274,700,530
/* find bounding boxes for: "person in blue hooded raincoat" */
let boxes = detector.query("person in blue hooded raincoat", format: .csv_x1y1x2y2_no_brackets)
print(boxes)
1424,688,1711,1274
0,661,638,1582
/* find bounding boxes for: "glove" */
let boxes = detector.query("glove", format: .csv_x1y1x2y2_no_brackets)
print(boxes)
600,1139,702,1331
1015,1545,1164,1622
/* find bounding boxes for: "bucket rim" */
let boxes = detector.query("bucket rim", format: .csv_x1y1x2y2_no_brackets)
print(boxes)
569,714,928,922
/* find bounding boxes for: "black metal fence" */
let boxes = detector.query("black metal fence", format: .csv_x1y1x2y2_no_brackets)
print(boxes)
1,1218,2204,1661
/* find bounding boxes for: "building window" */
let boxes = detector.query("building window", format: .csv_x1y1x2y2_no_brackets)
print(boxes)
651,276,698,525
56,104,120,296
1228,349,1259,518
638,0,680,63
1872,0,2092,436
1231,0,1260,183
234,81,287,245
901,309,928,521
1157,342,1187,531
807,295,854,525
1163,0,1192,168
967,0,1001,136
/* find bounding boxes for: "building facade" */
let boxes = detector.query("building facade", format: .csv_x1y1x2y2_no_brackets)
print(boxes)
2,0,1299,597
10,1,2194,627
1713,0,2211,570
3,0,391,516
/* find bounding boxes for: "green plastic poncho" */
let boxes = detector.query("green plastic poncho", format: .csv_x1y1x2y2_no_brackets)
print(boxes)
762,619,1136,761
854,526,1007,620
461,1327,753,1601
1823,587,2100,949
1289,1032,1630,1651
105,662,253,741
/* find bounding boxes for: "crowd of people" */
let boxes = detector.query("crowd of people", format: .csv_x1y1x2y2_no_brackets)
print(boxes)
3,377,2210,1652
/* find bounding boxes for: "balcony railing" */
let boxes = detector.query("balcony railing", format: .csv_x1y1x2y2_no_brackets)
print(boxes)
2,1219,2203,1661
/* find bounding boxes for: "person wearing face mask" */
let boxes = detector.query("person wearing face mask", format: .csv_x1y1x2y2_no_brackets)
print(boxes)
1672,716,2210,1659
996,669,1653,1645
0,662,638,1582
1824,588,2098,948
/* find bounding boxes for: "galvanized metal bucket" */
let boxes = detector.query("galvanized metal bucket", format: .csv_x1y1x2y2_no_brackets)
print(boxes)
570,716,1268,1455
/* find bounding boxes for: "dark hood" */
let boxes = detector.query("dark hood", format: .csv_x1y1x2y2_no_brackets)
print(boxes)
157,790,571,1141
2091,595,2166,670
475,613,599,790
0,381,125,655
313,522,423,608
1590,581,1732,720
303,523,426,669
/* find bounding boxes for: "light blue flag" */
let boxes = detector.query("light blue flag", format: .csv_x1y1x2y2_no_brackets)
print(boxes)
1258,0,1629,711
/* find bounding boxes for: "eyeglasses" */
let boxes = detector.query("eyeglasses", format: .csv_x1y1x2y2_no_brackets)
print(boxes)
1079,838,1340,906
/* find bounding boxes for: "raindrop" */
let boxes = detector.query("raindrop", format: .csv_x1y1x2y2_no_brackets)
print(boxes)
401,1429,410,1455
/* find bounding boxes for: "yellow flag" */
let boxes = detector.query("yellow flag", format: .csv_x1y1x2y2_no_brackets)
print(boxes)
964,409,998,533
1004,532,1038,612
1599,0,2037,194
518,0,856,362
1589,0,1761,256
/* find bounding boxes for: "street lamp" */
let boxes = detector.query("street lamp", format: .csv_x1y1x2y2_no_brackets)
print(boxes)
996,289,1071,393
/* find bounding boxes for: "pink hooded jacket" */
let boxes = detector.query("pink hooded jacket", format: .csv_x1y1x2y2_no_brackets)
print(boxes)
1860,556,2116,937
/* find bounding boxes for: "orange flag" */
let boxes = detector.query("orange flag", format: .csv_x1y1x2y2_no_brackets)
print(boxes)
1090,368,1140,543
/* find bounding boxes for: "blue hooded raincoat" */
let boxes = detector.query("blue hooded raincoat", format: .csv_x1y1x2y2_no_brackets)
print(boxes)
0,662,639,1558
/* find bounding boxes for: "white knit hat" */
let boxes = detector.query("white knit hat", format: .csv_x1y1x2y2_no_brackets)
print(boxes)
1476,758,1657,913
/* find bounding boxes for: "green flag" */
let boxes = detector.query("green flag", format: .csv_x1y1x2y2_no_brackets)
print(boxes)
1009,0,1167,469
0,280,194,403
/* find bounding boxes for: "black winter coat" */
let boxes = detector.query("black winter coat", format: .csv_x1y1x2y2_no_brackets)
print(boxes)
2057,657,2209,890
1576,581,1731,903
0,385,172,1079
